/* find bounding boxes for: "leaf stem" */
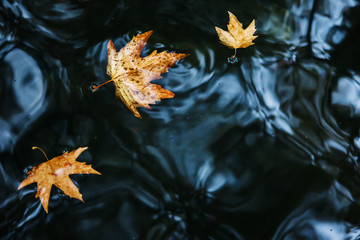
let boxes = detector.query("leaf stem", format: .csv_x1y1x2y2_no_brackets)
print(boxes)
92,79,114,92
32,146,49,161
232,48,237,59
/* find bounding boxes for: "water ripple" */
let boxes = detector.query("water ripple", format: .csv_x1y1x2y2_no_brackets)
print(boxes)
2,0,360,239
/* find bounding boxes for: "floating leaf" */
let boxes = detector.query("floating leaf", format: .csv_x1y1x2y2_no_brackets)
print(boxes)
18,147,101,213
215,11,257,58
92,30,189,119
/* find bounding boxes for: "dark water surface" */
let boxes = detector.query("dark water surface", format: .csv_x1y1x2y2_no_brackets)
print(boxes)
2,0,360,239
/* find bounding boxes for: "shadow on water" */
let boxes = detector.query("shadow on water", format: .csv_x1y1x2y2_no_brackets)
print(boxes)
2,0,360,239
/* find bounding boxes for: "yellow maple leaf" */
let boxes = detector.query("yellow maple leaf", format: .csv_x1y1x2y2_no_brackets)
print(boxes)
92,30,189,119
18,146,101,213
215,11,257,58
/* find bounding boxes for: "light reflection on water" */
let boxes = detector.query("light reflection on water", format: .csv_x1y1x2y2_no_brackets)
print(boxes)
0,47,47,152
1,0,360,239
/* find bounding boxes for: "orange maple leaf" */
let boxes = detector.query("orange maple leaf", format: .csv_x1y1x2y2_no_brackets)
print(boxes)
18,146,101,213
215,11,257,58
92,30,189,119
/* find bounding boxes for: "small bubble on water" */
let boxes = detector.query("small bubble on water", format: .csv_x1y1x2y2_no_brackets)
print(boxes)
227,56,239,64
62,148,69,154
90,84,98,93
24,166,33,174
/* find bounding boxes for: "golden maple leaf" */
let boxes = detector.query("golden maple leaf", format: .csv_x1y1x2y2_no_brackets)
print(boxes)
92,30,189,119
18,146,101,213
215,11,257,58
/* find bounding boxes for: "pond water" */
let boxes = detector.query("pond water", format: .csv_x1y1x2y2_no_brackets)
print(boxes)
2,0,360,239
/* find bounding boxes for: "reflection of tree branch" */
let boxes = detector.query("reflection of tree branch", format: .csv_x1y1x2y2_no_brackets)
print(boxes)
306,0,319,56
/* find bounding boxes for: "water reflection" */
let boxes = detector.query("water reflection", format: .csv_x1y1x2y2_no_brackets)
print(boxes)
0,47,47,152
273,181,358,240
1,0,360,239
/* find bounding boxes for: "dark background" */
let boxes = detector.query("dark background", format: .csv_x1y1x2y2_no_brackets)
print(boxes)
1,0,360,239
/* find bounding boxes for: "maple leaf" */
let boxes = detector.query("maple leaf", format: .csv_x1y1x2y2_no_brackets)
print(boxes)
92,30,189,119
215,11,257,58
18,146,101,213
